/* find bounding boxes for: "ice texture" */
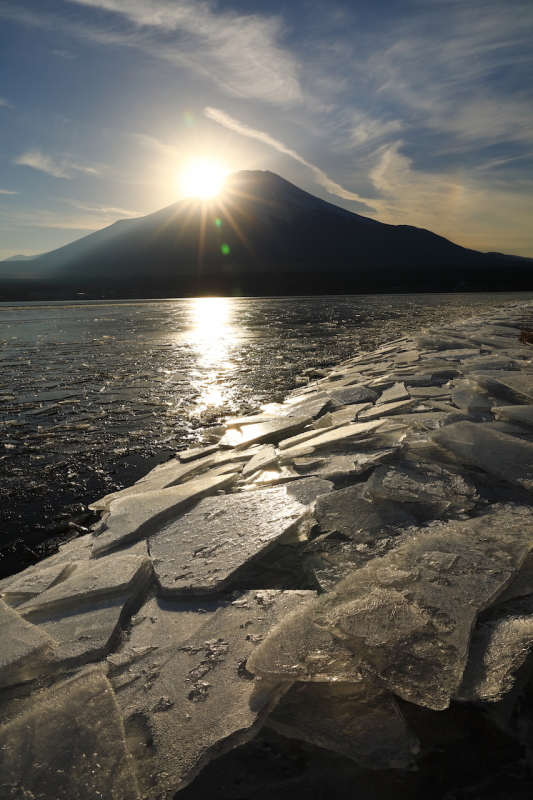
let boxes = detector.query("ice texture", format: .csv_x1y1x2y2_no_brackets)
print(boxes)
91,471,239,555
0,667,140,800
113,590,314,798
326,384,378,405
432,421,533,491
457,595,533,702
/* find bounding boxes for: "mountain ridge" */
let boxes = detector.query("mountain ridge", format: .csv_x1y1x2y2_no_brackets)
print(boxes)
1,170,532,297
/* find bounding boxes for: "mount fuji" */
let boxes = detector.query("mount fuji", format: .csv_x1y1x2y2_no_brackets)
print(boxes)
2,171,532,297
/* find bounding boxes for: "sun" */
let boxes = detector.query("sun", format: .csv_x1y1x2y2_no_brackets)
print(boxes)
180,159,227,199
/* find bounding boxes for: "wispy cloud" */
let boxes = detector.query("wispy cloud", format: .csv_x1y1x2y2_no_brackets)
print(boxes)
0,97,14,108
14,151,102,178
49,49,74,58
0,188,19,195
11,0,302,106
14,151,71,178
205,107,373,207
57,198,142,217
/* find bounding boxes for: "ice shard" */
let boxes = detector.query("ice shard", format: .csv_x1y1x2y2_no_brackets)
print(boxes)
19,554,152,615
0,561,74,607
377,382,409,404
241,444,278,477
493,404,533,428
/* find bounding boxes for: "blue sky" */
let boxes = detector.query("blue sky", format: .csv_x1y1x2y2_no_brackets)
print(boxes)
0,0,532,259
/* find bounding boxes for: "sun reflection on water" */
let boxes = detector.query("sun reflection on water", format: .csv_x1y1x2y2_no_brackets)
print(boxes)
187,297,237,411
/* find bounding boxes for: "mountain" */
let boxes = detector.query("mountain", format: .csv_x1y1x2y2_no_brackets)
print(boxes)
2,253,44,262
1,170,532,297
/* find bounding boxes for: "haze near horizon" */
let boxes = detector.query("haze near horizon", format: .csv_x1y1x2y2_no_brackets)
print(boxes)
0,0,532,261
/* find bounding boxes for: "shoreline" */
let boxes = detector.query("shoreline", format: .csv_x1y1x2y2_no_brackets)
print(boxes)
1,299,533,798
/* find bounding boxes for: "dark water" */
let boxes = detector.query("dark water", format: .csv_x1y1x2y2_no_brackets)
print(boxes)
1,292,532,578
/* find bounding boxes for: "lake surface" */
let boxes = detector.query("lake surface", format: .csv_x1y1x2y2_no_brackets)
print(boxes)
1,292,532,578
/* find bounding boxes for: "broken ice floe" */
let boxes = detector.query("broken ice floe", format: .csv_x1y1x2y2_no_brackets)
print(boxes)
3,300,533,797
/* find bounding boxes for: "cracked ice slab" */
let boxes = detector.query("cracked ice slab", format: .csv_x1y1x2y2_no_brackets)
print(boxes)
267,681,418,770
149,485,310,594
0,667,140,800
249,505,533,710
218,415,312,448
19,554,152,616
91,471,239,555
113,590,314,798
278,419,386,461
432,420,533,491
0,599,56,689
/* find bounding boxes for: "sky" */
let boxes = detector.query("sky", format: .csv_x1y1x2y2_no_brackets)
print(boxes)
0,0,532,260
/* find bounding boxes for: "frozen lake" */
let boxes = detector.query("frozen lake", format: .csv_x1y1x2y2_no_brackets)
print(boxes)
1,292,532,577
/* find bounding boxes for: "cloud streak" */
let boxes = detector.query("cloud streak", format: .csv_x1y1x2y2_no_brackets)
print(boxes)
204,107,373,207
58,0,303,106
14,151,102,179
0,188,19,195
14,152,71,178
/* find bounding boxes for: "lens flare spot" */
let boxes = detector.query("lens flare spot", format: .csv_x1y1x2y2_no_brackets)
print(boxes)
221,243,230,255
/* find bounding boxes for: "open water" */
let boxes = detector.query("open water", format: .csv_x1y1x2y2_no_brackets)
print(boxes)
1,292,532,578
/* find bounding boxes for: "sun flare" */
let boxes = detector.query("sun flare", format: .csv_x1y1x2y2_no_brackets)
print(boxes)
180,159,227,199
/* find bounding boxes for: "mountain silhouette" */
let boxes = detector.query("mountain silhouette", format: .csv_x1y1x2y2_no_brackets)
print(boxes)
2,171,532,297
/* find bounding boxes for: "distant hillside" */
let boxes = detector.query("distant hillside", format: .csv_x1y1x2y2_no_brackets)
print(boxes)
1,171,532,298
2,253,44,262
